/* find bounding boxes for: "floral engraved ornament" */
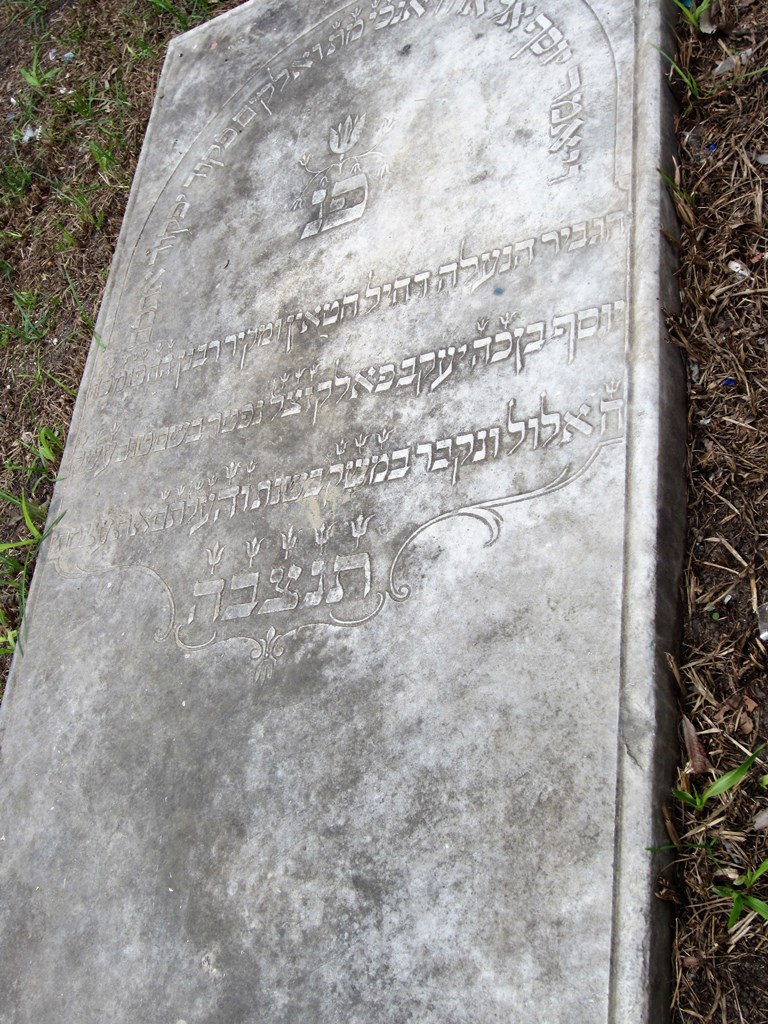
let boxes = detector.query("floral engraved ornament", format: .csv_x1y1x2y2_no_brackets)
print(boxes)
314,521,336,554
294,111,393,240
349,512,375,549
329,113,365,155
206,541,224,575
280,524,298,560
250,626,295,685
245,537,264,569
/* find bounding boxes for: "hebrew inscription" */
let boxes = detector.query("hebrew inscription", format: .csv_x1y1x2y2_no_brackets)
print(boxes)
90,209,625,401
52,0,627,677
111,0,620,355
0,1,683,1020
294,113,393,238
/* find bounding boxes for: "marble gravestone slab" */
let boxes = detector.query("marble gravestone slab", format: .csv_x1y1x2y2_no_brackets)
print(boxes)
0,2,684,1022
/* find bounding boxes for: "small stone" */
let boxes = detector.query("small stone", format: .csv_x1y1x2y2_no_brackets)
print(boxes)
21,124,41,144
728,259,752,278
713,55,736,77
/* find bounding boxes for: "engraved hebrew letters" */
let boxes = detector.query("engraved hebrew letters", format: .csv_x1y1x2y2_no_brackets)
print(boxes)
0,4,680,1022
296,113,392,239
58,0,628,670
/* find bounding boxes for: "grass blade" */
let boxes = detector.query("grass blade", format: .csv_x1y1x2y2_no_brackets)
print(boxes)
746,858,768,887
20,493,42,540
673,787,701,809
743,895,768,922
702,745,765,802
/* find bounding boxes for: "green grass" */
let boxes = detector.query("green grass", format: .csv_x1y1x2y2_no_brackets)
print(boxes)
658,44,768,116
0,486,64,656
672,0,712,33
658,47,702,106
19,42,59,92
0,154,33,208
659,166,695,209
144,0,216,33
673,744,766,812
0,423,64,655
713,857,768,929
0,289,57,347
0,0,247,692
6,0,48,32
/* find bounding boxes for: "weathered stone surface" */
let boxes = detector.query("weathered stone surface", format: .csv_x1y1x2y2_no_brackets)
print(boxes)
0,2,684,1022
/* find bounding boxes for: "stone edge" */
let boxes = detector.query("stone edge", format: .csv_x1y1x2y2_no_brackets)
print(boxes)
0,29,177,732
609,2,685,1022
2,3,688,1019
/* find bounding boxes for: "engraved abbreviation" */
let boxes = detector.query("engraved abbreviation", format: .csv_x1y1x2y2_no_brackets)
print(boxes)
294,113,393,239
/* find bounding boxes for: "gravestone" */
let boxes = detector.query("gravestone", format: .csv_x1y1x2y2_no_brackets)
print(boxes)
0,2,685,1021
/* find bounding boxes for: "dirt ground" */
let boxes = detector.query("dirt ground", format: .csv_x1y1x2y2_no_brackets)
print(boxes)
1,1,767,1020
663,2,768,1020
